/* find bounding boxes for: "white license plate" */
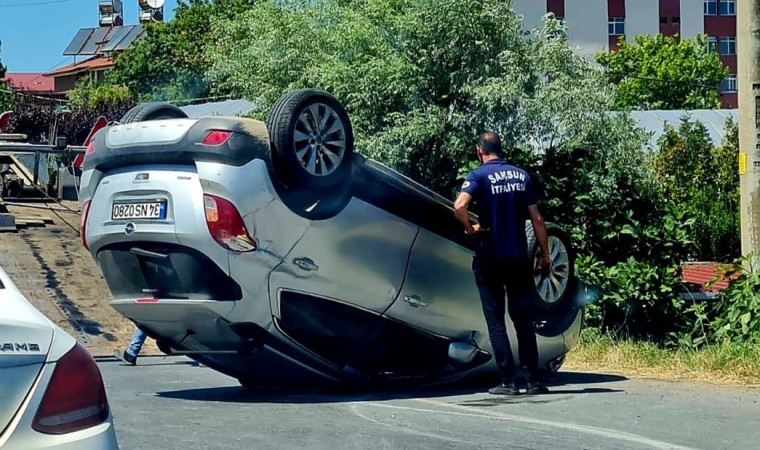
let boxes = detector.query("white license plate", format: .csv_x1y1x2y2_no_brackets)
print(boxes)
111,201,166,220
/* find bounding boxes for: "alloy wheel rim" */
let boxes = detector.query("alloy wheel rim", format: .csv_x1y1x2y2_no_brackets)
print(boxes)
293,103,346,176
533,236,570,304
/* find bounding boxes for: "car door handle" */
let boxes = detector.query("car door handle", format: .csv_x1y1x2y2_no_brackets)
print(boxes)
403,295,426,308
293,257,319,272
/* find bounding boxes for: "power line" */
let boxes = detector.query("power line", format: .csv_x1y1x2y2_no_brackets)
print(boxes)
0,0,77,7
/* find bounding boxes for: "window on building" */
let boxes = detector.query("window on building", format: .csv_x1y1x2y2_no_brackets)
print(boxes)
707,36,718,53
660,16,668,24
704,0,717,15
721,74,737,93
719,0,736,15
608,17,625,36
719,36,737,55
672,17,681,25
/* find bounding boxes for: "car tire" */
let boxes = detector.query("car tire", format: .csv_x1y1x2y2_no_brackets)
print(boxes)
266,89,354,190
526,222,576,314
119,102,188,124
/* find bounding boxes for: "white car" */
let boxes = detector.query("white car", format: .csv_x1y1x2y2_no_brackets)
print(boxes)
0,266,118,449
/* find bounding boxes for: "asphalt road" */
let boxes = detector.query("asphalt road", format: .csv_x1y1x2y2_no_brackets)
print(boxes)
99,356,759,450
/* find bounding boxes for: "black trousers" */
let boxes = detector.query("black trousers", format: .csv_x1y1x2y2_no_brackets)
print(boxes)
472,256,539,381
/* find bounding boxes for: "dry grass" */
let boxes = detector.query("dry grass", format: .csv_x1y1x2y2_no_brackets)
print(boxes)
565,330,760,387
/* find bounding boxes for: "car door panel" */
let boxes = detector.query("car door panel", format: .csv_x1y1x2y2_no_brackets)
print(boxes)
384,228,489,346
269,197,419,317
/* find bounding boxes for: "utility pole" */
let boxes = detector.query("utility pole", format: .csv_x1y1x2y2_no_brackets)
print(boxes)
737,0,760,261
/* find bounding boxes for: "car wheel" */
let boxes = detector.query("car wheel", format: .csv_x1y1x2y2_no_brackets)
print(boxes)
119,102,188,124
267,89,354,190
526,223,576,314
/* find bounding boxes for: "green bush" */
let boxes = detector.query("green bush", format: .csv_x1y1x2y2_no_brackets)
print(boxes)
707,256,760,344
67,78,133,111
576,226,692,344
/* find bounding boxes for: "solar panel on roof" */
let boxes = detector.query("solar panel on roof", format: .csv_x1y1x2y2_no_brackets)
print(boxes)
99,26,133,52
63,28,96,56
113,25,144,51
79,27,110,55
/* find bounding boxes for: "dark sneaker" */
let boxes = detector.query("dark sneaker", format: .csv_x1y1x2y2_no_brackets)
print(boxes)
122,351,137,365
488,381,520,395
525,381,549,395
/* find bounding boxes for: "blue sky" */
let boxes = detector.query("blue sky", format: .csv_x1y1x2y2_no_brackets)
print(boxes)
0,0,178,73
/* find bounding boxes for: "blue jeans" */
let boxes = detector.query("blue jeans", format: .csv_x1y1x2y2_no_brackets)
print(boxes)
127,328,147,358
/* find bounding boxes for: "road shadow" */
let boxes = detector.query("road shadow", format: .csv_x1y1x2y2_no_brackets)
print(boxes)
156,370,626,405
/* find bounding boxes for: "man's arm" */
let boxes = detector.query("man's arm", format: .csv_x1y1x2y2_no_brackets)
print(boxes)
454,192,477,235
528,204,552,274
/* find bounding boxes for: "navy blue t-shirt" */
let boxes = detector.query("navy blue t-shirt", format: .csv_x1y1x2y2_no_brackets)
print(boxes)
461,159,538,260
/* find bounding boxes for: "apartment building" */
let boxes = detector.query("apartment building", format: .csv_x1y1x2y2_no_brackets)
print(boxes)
512,0,738,107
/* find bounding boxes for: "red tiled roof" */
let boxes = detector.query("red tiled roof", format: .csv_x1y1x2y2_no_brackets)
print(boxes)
44,56,115,78
681,262,740,292
1,73,55,93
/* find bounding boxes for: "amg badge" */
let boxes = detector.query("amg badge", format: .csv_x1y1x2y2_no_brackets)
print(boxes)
0,342,41,352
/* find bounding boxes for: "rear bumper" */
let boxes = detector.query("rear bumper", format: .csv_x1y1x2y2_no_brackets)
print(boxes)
97,242,242,300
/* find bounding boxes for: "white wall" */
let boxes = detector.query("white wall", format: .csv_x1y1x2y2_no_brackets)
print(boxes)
626,0,661,41
680,0,705,39
565,0,609,59
512,0,546,32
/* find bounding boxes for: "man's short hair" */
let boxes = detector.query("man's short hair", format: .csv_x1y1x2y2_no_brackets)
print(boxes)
478,132,502,155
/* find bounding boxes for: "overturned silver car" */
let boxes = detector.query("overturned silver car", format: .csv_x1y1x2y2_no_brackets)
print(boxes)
79,89,583,389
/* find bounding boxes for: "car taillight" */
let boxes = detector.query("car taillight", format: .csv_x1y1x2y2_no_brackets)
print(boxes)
32,343,110,435
203,194,257,252
80,200,91,250
201,130,231,146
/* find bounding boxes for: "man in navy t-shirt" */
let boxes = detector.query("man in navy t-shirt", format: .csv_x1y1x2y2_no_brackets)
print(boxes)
454,132,552,395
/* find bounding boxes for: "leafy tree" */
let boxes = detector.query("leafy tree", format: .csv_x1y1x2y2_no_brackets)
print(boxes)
655,117,740,261
0,38,6,79
207,1,638,193
597,34,729,110
107,0,257,102
67,77,133,110
0,38,16,114
6,93,135,146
